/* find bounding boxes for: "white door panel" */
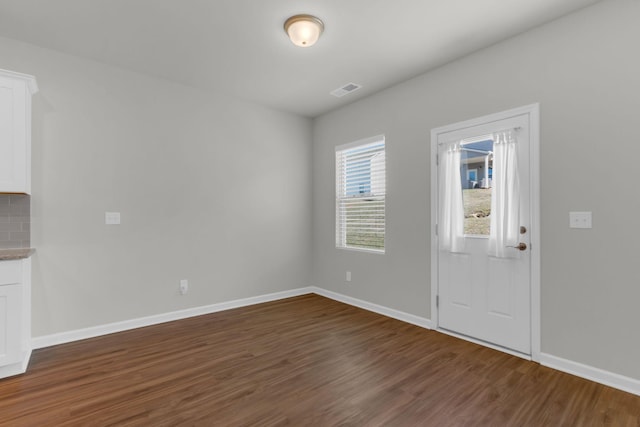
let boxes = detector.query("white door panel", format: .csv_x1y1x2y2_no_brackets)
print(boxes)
448,252,472,308
436,112,532,355
487,257,516,318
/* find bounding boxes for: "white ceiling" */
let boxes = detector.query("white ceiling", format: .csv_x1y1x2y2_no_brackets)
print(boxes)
0,0,600,117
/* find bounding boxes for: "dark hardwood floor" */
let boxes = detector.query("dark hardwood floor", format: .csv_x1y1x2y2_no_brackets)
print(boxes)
1,294,639,426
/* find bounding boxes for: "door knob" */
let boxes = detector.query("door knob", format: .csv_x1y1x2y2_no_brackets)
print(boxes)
507,243,527,251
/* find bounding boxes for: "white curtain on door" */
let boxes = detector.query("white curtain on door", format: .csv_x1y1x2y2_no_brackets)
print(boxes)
488,131,520,258
440,142,464,253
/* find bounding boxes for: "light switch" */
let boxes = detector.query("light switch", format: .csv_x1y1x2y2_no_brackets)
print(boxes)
105,212,121,225
569,211,592,229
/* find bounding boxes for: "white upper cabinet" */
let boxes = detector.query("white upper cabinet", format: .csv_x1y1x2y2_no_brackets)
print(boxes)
0,69,38,194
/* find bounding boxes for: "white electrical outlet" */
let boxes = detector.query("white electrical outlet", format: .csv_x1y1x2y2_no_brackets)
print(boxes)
346,271,351,282
569,211,592,229
179,279,188,295
105,212,121,225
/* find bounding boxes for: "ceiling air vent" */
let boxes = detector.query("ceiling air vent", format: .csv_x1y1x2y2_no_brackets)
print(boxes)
330,82,362,98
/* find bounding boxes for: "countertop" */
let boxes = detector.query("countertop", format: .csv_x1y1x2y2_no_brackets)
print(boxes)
0,248,35,260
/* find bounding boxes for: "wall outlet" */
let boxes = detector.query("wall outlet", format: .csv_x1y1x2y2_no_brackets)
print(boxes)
346,271,351,282
569,211,592,229
179,279,188,295
105,212,121,225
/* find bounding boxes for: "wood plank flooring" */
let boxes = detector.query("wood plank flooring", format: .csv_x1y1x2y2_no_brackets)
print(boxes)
1,294,639,426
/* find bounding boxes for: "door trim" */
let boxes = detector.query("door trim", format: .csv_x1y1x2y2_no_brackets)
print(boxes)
430,103,540,362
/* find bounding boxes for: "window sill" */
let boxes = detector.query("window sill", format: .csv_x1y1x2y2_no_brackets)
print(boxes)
336,246,385,255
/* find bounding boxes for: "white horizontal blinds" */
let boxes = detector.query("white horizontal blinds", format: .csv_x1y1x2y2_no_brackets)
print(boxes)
336,137,385,252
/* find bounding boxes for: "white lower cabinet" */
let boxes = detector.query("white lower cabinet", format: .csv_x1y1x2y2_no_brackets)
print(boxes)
0,283,22,366
0,259,31,378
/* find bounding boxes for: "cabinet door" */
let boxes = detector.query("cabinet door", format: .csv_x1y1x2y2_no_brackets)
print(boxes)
0,284,22,366
0,76,28,193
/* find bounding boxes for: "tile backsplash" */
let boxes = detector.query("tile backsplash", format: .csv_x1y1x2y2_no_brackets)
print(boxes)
0,194,30,248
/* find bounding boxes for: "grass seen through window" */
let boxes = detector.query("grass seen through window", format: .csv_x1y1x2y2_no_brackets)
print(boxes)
344,198,385,250
463,188,491,235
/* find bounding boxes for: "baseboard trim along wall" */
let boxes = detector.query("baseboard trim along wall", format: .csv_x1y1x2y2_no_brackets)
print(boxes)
314,289,640,397
31,287,315,350
30,286,640,397
540,353,640,397
310,286,433,330
32,286,432,350
0,349,32,379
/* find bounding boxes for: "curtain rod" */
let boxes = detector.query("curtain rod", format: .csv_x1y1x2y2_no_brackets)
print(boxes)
438,126,521,146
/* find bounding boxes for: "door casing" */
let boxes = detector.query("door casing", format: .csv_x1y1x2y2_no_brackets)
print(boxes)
430,104,541,362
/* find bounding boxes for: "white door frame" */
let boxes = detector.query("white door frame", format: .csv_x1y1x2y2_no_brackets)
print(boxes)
430,103,541,362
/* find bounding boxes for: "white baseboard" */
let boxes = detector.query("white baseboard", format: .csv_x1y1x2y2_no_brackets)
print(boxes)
0,349,31,379
310,286,432,330
540,353,640,397
29,286,640,399
311,289,640,398
32,287,314,349
0,363,26,379
31,286,430,351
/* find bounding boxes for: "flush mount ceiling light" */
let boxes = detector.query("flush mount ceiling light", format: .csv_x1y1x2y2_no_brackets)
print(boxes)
284,14,324,47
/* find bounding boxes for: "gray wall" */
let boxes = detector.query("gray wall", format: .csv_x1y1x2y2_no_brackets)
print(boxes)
312,0,640,380
0,36,313,337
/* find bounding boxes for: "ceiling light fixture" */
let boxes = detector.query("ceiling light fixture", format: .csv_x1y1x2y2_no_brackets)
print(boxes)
284,14,324,47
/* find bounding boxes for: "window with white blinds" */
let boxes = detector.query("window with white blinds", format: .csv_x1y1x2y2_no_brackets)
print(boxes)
336,136,385,253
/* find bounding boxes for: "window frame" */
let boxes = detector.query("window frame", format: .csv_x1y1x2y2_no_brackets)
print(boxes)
335,135,386,254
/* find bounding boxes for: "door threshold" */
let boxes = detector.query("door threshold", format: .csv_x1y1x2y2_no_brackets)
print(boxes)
437,327,532,361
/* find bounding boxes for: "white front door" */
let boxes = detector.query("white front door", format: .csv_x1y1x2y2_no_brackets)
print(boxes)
433,106,538,356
